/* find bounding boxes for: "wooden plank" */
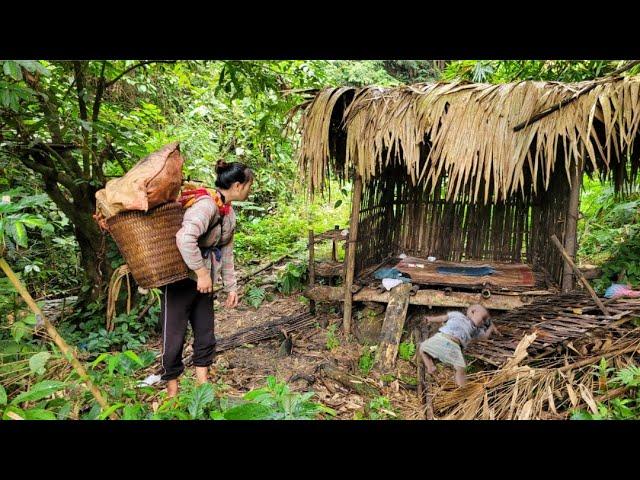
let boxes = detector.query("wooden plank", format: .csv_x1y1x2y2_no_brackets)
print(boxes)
376,283,412,372
303,285,531,310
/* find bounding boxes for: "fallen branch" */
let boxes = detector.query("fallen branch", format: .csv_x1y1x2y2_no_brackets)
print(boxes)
317,362,380,398
550,234,611,316
0,257,117,420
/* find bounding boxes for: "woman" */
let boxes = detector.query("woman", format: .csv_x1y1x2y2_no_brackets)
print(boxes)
160,160,254,397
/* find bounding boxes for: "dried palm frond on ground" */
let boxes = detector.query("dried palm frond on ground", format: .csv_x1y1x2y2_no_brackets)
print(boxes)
466,293,640,366
431,327,640,420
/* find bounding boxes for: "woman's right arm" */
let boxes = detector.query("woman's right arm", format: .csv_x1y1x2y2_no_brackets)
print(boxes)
176,198,217,292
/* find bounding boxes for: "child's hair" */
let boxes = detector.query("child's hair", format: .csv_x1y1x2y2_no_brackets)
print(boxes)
214,160,254,189
468,304,490,322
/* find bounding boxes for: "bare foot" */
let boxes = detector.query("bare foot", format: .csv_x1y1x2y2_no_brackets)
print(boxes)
454,368,466,387
195,366,209,385
167,379,178,398
421,352,437,374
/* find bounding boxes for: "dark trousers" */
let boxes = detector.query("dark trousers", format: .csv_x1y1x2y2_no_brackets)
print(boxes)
159,278,216,381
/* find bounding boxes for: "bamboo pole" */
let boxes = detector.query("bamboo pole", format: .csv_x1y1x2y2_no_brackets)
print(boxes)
550,235,611,316
562,156,583,292
0,257,118,420
343,174,363,335
308,229,316,315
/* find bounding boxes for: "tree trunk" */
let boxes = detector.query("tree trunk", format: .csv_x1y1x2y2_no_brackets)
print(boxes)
42,170,110,306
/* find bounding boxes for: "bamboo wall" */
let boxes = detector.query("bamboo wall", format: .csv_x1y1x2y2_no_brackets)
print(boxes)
354,165,571,286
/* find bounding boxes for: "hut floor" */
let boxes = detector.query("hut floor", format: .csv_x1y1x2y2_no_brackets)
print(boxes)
392,256,537,289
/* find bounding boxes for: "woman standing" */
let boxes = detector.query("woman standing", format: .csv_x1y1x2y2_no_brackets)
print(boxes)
160,160,254,397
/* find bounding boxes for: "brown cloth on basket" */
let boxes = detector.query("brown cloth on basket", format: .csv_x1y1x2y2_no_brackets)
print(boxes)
96,142,184,218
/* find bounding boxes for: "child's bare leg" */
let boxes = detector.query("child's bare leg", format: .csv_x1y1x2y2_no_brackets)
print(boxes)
420,351,437,374
454,367,466,387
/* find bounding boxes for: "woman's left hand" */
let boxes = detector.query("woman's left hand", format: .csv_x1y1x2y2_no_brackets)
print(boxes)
225,291,239,309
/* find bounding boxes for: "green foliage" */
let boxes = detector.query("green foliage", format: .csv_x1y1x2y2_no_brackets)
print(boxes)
571,360,640,420
188,383,216,419
354,395,398,420
398,341,416,361
244,285,266,309
12,380,66,404
577,177,640,291
90,350,155,376
28,352,51,375
276,261,308,295
150,375,334,421
358,346,375,375
237,375,336,420
62,301,160,354
325,323,340,351
443,60,631,84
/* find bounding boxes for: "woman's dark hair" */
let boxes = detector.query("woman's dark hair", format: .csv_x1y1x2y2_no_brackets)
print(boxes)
214,160,254,189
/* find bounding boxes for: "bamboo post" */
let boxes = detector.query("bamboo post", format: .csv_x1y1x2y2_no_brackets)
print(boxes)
550,235,611,316
343,174,363,335
308,229,316,315
330,224,339,287
0,257,118,420
562,156,583,292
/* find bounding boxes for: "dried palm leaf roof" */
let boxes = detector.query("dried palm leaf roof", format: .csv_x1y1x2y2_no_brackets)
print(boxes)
297,77,640,203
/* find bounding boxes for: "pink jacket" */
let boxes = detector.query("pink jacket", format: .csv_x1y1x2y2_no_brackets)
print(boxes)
175,196,237,293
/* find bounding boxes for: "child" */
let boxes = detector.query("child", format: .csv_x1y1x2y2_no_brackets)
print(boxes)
419,304,497,387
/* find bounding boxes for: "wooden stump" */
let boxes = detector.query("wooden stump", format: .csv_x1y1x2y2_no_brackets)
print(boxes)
375,283,412,372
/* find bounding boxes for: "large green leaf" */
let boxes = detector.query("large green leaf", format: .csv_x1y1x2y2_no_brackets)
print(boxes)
23,408,56,420
98,403,125,420
12,380,66,405
188,383,215,419
3,61,22,81
0,385,7,406
223,402,274,420
29,351,51,375
10,321,30,343
3,406,26,420
13,221,27,247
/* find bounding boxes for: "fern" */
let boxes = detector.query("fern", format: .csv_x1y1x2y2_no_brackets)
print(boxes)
398,341,416,361
245,286,266,309
614,365,640,387
325,324,340,351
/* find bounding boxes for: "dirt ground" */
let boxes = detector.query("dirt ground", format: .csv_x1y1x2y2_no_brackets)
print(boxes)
200,293,427,420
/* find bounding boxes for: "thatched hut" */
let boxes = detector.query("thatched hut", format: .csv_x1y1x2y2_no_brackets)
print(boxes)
297,78,640,333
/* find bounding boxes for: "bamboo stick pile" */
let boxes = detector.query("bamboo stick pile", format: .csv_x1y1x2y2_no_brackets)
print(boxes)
215,312,317,352
465,293,640,366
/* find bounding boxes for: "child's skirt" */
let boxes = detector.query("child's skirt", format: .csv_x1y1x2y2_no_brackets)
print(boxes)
420,332,466,368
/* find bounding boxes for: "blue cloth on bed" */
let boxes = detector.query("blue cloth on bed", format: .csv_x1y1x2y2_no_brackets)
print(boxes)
374,267,411,283
436,266,496,276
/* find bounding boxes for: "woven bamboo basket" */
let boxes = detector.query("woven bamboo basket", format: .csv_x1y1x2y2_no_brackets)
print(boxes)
107,202,190,289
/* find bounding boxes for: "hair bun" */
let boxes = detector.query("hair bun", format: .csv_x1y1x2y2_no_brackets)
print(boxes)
216,159,229,173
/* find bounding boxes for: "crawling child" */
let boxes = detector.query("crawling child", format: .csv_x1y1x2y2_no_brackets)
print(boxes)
419,304,497,387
